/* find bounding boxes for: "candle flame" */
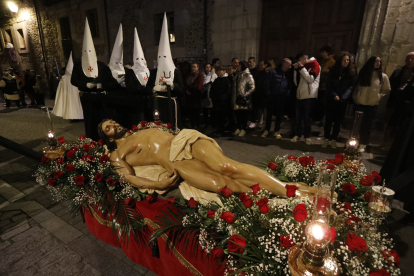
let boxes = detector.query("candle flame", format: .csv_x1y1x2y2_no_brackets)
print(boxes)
48,132,54,138
311,224,324,240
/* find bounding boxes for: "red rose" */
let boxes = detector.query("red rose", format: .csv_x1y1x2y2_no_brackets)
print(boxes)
280,235,294,249
227,235,246,254
188,197,198,208
83,144,91,152
335,154,344,164
207,209,217,219
82,155,94,162
239,193,253,208
58,136,66,144
342,183,357,194
89,142,96,148
140,121,147,127
369,171,382,183
167,123,173,129
146,195,157,204
220,211,235,224
298,156,315,167
94,173,104,182
41,156,50,164
346,214,362,226
97,139,104,146
285,184,299,198
361,176,374,186
66,150,75,158
100,155,109,164
80,135,87,140
369,268,390,276
211,247,224,259
74,175,85,185
167,197,175,204
267,161,278,170
329,227,336,242
255,198,270,214
221,186,233,199
251,183,260,195
292,204,308,222
287,155,297,160
316,197,330,213
54,171,64,178
154,121,161,125
346,232,368,252
338,202,353,214
106,178,114,186
381,249,400,267
349,166,359,174
125,197,135,207
131,125,138,131
48,178,58,187
326,159,336,164
65,164,75,172
54,158,64,165
364,191,372,202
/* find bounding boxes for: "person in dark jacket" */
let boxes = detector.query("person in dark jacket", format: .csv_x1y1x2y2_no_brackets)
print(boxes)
210,66,231,136
184,63,204,129
322,52,357,148
24,70,37,106
262,58,292,139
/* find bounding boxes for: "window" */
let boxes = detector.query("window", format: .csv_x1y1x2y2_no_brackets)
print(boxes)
60,17,73,59
16,29,26,50
4,29,13,45
85,9,99,38
154,12,175,45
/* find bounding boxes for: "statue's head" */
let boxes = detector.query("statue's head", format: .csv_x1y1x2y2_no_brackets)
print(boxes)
98,119,128,151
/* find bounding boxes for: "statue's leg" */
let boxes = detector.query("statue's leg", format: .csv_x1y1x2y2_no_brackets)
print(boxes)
192,139,316,197
173,158,251,194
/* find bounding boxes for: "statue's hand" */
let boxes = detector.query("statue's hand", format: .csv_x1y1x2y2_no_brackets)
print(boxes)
158,169,180,189
290,182,338,201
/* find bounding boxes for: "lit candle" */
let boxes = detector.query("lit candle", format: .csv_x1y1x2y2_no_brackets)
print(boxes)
154,110,160,121
47,131,58,147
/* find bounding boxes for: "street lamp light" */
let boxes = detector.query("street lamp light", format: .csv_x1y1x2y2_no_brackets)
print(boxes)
8,2,18,13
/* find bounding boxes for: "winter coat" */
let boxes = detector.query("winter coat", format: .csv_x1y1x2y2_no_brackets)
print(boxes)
353,72,391,106
0,75,21,100
294,58,321,100
268,67,291,98
253,69,270,109
201,71,217,108
387,66,414,109
232,68,255,110
326,67,356,102
185,73,204,109
318,56,336,91
210,74,231,106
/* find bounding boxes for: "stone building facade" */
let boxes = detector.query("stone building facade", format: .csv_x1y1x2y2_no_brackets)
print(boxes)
1,0,414,89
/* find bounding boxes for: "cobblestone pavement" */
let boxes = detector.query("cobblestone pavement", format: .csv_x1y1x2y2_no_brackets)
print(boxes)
0,99,413,275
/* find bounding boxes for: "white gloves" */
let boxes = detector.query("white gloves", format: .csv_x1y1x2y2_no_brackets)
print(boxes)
86,82,97,89
164,79,174,90
153,84,167,92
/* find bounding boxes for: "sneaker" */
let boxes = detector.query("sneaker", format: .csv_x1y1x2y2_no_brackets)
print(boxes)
322,139,330,148
261,130,269,138
358,144,366,152
239,129,246,137
275,132,282,139
249,122,256,129
305,138,312,145
290,136,299,142
331,140,337,148
234,129,241,136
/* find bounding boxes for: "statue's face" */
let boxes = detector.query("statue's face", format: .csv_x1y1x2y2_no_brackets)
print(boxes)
101,120,128,141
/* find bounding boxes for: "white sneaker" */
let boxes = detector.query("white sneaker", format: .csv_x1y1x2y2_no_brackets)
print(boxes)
290,136,299,142
234,129,241,136
261,130,269,138
358,144,366,152
322,139,330,148
249,122,256,129
275,132,282,140
239,129,246,137
331,140,337,148
305,138,312,145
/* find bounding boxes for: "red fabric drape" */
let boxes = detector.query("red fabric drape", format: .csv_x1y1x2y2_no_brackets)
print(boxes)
83,199,224,276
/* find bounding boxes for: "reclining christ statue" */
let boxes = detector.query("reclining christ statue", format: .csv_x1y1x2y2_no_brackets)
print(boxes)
98,119,316,199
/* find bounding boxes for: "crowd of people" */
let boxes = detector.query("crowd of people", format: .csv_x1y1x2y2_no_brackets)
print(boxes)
171,46,413,152
0,67,46,108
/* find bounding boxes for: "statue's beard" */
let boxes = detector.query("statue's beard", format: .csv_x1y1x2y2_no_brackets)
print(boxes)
111,126,128,140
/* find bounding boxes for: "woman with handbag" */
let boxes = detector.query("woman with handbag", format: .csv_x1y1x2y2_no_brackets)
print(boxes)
352,56,391,152
232,61,255,137
322,52,357,148
201,63,217,126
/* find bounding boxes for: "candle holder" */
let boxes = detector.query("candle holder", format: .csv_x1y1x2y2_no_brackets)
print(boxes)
344,111,364,162
154,110,160,122
288,164,340,276
368,182,394,230
43,130,65,159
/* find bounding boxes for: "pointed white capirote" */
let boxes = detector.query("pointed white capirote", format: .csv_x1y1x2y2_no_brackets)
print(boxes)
108,24,125,80
155,13,175,86
65,52,74,75
81,18,98,78
132,27,150,86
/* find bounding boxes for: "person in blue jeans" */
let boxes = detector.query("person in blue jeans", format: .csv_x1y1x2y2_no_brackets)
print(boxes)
291,53,321,145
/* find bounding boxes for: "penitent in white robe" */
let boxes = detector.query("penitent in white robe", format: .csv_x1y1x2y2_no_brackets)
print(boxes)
53,74,83,119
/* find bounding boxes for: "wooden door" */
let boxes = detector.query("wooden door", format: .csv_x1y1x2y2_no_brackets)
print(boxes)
260,0,366,63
